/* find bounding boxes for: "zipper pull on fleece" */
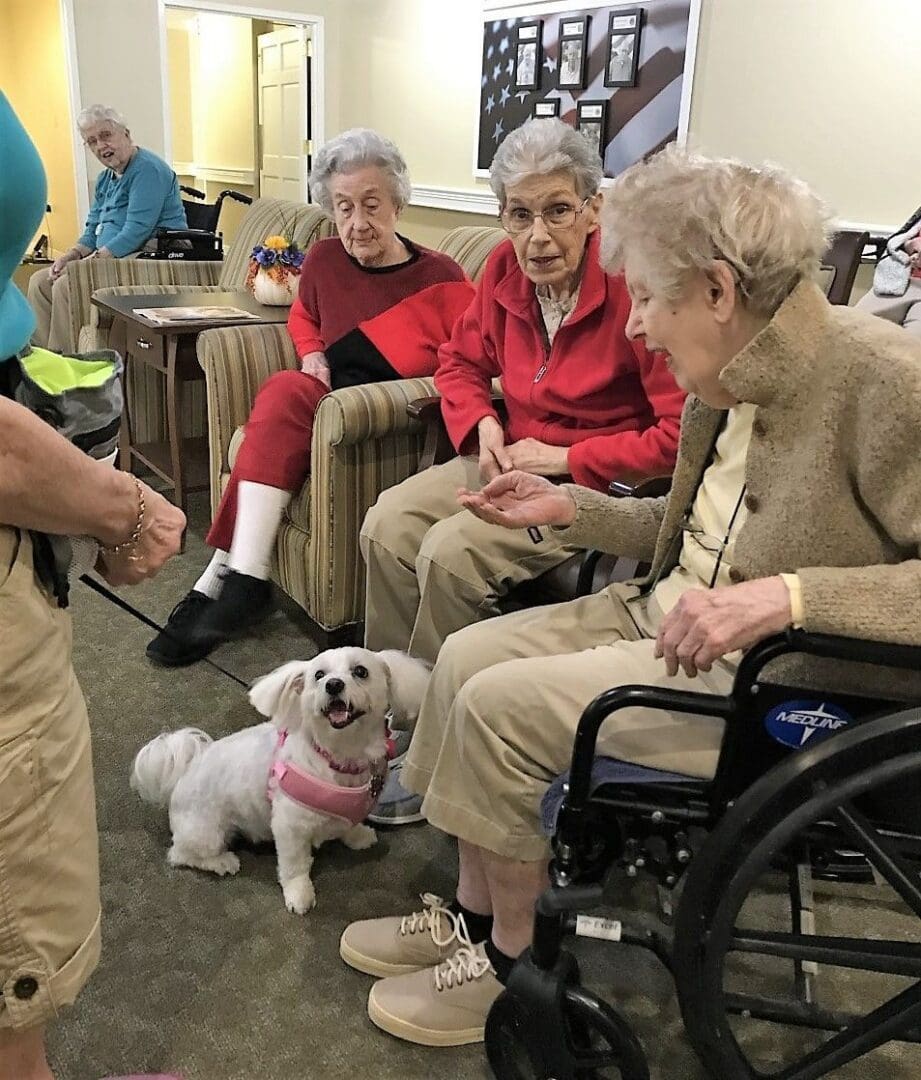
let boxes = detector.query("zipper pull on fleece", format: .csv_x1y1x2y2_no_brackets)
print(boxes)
534,362,548,384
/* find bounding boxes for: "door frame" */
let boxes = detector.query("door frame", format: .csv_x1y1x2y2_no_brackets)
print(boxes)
157,0,324,203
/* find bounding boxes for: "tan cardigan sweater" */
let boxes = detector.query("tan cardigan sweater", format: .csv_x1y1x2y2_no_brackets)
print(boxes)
558,281,921,694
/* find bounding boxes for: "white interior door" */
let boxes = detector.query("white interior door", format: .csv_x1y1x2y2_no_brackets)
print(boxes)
257,26,307,200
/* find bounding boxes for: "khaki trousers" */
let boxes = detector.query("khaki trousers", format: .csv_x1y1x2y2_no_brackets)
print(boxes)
856,280,921,338
26,265,74,352
401,585,735,861
361,456,583,663
0,528,100,1029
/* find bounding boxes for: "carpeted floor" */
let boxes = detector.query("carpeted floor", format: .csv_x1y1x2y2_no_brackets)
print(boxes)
47,495,921,1080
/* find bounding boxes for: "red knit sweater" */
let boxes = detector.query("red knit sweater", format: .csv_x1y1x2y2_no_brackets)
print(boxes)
434,232,686,491
287,237,473,389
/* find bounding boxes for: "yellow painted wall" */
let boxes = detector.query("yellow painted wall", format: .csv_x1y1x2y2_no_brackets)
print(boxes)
166,24,194,165
192,12,256,174
0,0,80,253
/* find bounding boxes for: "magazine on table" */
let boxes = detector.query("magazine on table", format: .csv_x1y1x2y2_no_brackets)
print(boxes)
134,306,262,325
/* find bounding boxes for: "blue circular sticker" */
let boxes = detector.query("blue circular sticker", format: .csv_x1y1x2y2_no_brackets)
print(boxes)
763,699,853,750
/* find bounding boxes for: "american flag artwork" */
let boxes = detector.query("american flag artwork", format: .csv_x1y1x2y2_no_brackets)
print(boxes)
477,1,694,177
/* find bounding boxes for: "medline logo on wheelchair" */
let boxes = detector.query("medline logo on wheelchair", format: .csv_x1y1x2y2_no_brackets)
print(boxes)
764,698,853,748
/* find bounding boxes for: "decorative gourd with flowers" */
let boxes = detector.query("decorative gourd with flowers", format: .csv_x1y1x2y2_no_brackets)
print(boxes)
246,233,306,306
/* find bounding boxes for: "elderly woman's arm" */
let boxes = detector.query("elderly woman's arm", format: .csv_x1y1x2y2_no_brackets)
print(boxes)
566,344,685,489
433,279,502,453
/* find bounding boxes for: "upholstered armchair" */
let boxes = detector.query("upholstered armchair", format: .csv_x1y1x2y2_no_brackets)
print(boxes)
71,199,335,443
66,197,336,353
196,224,506,645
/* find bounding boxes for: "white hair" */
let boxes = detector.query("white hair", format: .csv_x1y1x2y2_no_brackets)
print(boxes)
600,145,834,316
309,128,411,214
77,104,128,132
489,117,603,206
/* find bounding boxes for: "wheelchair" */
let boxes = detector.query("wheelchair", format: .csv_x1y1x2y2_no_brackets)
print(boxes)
138,185,253,261
485,629,921,1080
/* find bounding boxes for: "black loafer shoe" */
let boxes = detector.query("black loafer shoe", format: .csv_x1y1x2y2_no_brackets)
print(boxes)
146,590,215,667
191,570,273,648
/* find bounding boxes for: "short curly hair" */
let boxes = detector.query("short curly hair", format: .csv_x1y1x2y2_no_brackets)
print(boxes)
600,146,834,315
309,128,411,215
489,117,603,205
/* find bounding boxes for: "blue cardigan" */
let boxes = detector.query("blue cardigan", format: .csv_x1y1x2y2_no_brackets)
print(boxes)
78,147,187,257
0,92,47,360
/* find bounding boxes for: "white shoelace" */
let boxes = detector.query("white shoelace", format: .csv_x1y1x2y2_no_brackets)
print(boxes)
399,892,469,949
434,941,493,992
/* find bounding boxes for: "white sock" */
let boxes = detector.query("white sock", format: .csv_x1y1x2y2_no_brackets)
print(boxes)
194,550,228,599
227,481,292,581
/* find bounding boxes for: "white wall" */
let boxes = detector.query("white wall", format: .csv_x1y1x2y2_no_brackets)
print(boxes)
68,0,920,235
689,0,919,231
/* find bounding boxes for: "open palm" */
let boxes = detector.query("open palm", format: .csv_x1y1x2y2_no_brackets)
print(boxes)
457,470,577,530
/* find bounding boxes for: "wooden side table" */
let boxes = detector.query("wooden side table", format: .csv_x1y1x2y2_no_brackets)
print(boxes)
91,291,289,514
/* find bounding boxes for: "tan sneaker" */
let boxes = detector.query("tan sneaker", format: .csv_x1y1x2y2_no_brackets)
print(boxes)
367,940,503,1046
340,893,471,978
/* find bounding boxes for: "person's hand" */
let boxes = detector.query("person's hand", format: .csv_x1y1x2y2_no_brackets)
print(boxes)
477,415,512,483
95,246,113,259
505,437,570,477
50,252,76,281
300,351,331,388
457,470,577,530
655,576,793,678
95,484,186,586
904,236,921,261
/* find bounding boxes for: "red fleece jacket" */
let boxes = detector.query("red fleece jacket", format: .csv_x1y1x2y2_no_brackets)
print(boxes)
434,232,685,491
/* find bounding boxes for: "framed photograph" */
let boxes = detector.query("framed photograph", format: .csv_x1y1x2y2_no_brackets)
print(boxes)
557,15,590,90
576,100,608,159
514,20,542,91
532,99,561,119
605,8,643,88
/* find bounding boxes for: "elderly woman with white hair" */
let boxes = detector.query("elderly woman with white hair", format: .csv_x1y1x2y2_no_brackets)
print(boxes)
148,128,473,666
27,104,186,351
339,148,921,1050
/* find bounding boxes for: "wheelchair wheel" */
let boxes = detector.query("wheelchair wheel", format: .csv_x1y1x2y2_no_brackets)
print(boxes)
486,985,650,1080
674,707,921,1080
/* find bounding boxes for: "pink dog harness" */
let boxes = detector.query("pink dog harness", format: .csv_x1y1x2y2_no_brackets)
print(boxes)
268,730,388,826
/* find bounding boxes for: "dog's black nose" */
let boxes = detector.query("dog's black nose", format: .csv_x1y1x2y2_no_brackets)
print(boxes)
325,677,345,696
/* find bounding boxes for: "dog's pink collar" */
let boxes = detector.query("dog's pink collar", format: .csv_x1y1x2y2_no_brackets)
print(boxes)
268,730,387,826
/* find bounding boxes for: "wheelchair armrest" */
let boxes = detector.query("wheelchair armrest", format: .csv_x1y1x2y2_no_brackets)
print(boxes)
155,227,217,241
735,629,921,689
609,476,673,499
406,392,507,471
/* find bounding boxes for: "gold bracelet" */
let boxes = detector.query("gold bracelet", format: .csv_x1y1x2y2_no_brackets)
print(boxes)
102,476,145,555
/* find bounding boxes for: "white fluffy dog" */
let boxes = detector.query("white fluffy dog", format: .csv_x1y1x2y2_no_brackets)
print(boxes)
131,647,430,914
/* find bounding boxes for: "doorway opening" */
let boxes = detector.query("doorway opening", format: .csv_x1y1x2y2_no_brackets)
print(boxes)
161,1,324,243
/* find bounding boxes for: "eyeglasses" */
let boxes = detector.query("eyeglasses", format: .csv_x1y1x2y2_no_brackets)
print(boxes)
84,129,117,149
500,198,590,235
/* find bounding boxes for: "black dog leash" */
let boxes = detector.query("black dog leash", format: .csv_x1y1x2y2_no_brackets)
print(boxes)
79,572,250,690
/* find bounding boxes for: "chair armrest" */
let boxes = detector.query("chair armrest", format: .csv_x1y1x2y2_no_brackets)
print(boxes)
316,377,439,448
197,322,298,512
68,257,221,350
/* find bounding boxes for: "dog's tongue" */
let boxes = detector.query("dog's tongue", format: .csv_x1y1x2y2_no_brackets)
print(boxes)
328,700,349,724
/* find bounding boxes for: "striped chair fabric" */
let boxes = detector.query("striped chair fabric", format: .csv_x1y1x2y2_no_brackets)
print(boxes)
198,224,505,638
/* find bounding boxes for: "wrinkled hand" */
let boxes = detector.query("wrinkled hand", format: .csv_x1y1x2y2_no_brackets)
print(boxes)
505,437,570,477
300,351,331,388
905,236,921,262
95,246,113,259
458,470,577,531
477,415,512,483
50,255,73,281
655,576,793,678
96,484,186,586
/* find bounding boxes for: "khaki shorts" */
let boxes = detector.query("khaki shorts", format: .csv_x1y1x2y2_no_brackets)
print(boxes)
0,527,100,1030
